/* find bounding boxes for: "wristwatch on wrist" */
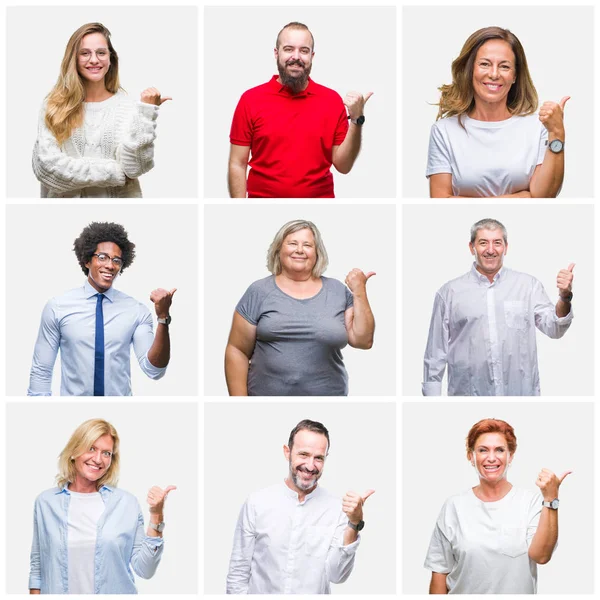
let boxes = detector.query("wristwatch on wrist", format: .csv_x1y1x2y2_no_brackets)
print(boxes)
548,139,565,154
542,498,560,510
149,521,166,532
157,315,172,326
350,115,365,126
559,292,573,302
347,519,365,531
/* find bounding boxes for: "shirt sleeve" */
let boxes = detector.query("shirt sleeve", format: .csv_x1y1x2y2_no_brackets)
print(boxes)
116,102,159,179
422,292,448,396
333,99,349,146
32,104,127,193
29,499,42,590
532,278,573,339
226,499,256,594
28,299,61,396
235,282,264,326
536,123,549,165
424,517,454,574
344,285,354,310
426,122,452,177
230,94,253,146
133,306,167,380
325,510,360,584
130,509,164,579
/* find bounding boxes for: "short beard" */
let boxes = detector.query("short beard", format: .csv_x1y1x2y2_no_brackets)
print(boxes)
277,58,311,94
290,463,319,491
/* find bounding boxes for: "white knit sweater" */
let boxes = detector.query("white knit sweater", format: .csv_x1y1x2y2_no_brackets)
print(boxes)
32,91,160,198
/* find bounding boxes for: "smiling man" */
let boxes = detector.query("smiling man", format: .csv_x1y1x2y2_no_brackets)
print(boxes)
228,22,372,198
226,419,373,594
422,218,574,396
28,222,175,396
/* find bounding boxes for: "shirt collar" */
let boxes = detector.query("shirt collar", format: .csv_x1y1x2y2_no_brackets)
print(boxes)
470,263,505,285
57,483,114,495
84,279,116,302
269,74,315,97
281,479,321,503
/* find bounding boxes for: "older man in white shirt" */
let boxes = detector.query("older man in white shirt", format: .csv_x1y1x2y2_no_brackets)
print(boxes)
226,419,373,594
422,218,574,396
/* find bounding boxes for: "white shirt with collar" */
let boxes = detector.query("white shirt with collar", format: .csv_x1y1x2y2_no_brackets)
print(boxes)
422,265,573,396
28,280,166,396
226,481,360,594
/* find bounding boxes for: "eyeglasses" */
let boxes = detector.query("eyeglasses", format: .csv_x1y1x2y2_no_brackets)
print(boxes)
93,253,123,268
78,49,110,62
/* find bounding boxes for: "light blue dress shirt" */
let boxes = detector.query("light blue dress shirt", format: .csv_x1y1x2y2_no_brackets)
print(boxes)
28,280,166,396
29,485,164,594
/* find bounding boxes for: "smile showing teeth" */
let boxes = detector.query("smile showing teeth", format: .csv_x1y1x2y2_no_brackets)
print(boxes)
484,465,499,471
484,83,501,91
86,464,101,471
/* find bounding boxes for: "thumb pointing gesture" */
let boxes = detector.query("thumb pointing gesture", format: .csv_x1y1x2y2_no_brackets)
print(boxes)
558,471,572,484
559,96,570,111
567,263,575,273
362,489,376,502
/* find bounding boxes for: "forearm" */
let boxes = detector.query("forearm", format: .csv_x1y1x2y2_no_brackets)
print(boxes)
530,131,565,198
448,191,532,199
228,163,247,198
555,298,571,318
343,525,359,546
333,124,362,174
225,346,250,395
529,508,558,564
350,291,375,349
29,590,40,594
147,511,164,539
429,573,449,594
147,323,170,368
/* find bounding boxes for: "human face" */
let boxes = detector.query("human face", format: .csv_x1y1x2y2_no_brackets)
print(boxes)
279,228,317,278
284,430,328,494
469,228,507,279
85,241,122,293
469,432,512,483
471,39,516,109
76,32,111,84
73,433,114,487
275,28,314,93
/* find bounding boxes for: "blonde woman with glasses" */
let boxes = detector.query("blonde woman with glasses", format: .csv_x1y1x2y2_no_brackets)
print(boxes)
32,23,171,198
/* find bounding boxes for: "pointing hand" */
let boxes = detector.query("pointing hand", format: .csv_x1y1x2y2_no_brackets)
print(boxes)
150,288,177,319
147,485,177,513
536,469,571,502
556,263,574,297
344,91,373,120
342,489,375,524
345,269,376,294
539,96,569,136
141,87,172,106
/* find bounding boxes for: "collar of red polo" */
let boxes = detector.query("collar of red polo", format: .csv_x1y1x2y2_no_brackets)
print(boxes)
269,74,314,97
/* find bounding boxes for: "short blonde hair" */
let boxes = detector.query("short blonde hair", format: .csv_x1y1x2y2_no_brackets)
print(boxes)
56,419,120,490
267,220,329,277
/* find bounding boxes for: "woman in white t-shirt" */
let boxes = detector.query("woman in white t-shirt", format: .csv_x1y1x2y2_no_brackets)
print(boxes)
427,27,568,198
424,418,570,594
29,419,176,594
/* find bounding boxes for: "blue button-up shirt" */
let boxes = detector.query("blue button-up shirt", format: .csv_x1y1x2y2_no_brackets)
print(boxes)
28,281,166,396
29,485,164,594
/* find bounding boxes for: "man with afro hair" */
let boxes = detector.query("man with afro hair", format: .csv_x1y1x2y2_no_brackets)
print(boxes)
28,222,176,396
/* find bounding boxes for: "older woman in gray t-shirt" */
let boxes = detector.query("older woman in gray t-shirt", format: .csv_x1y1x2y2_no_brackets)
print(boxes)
224,220,376,396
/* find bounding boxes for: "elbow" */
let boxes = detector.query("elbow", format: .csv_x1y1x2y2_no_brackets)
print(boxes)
333,160,352,175
528,549,552,565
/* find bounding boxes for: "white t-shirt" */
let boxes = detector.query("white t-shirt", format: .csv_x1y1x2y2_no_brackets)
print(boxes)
67,490,105,594
424,487,547,594
426,114,548,197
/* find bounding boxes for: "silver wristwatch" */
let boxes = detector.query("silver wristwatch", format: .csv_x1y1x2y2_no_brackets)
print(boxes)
157,315,172,326
542,498,559,510
149,521,166,532
347,519,365,531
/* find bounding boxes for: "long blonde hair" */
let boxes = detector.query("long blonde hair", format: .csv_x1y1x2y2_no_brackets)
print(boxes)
56,418,121,490
436,27,538,125
45,23,120,145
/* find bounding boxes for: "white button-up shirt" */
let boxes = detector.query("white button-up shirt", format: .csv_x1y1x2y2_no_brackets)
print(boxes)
422,265,573,396
226,482,360,594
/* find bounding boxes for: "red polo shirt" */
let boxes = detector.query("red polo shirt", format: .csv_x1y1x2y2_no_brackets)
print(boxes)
230,76,349,198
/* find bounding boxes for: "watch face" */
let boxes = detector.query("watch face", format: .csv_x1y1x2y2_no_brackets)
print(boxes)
549,139,563,153
357,115,366,125
551,499,560,509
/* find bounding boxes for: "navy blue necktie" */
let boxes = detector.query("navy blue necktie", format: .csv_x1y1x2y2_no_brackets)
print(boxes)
94,293,105,396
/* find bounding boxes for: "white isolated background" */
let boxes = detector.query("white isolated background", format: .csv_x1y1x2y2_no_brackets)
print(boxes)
6,6,198,198
204,203,396,396
5,204,198,396
402,203,594,396
402,401,593,594
204,401,396,594
5,401,198,594
203,6,396,198
402,5,594,198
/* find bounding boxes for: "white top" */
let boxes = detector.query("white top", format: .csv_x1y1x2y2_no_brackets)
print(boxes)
424,487,547,594
226,481,360,594
426,114,548,197
32,90,160,198
67,490,105,594
422,265,573,396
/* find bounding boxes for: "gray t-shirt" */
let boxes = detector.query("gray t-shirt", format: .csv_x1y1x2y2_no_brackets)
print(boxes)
236,275,354,396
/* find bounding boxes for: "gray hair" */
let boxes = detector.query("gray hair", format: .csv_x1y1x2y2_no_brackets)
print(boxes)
470,218,508,244
288,419,330,453
267,220,328,277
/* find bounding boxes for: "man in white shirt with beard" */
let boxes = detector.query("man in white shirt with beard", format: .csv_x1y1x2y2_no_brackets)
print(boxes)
226,419,374,594
422,218,574,396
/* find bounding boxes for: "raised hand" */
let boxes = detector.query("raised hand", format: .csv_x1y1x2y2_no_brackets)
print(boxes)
140,87,172,106
150,288,177,319
539,96,569,136
345,269,376,294
147,485,177,514
535,469,571,501
557,263,574,298
343,489,375,524
344,91,373,120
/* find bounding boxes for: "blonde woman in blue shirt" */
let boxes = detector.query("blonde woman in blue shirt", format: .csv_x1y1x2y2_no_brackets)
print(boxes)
29,419,176,594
